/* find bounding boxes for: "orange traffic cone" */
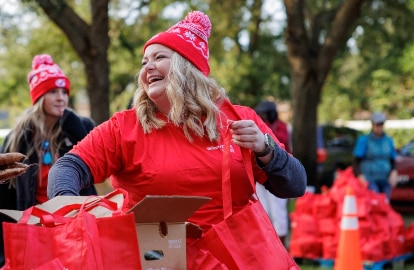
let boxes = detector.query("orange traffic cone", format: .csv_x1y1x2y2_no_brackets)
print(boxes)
334,185,363,270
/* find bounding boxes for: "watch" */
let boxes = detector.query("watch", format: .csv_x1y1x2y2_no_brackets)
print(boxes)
254,133,276,157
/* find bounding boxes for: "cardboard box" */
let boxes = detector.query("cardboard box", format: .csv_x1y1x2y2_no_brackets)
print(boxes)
128,195,210,270
0,193,211,270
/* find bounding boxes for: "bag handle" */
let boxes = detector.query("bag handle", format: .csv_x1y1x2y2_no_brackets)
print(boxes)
19,206,53,224
43,197,120,226
52,188,128,217
222,121,255,219
19,197,117,227
19,188,128,227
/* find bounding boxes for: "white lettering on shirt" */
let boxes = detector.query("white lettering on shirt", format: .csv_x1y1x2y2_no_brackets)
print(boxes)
206,144,235,153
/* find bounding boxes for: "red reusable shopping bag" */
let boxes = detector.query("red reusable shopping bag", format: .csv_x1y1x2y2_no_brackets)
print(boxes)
2,189,141,270
33,258,66,270
187,124,299,269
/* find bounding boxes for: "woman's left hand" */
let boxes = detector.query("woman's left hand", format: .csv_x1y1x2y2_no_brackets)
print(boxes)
389,169,399,187
228,120,266,153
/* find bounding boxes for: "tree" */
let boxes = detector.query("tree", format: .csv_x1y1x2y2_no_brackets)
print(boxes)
283,0,366,189
32,0,110,124
5,0,413,189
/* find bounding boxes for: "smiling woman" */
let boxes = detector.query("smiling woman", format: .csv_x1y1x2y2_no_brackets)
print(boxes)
0,53,100,267
46,10,307,269
139,44,173,114
0,54,97,211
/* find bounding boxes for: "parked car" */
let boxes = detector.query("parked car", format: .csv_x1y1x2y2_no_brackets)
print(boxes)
316,125,361,192
392,140,414,213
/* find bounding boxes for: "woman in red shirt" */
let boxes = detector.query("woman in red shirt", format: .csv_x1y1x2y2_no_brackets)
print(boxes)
48,11,306,269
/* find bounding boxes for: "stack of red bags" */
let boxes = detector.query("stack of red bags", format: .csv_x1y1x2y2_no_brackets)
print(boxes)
289,167,413,261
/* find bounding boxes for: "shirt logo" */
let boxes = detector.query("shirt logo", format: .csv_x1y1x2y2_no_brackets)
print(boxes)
206,144,235,153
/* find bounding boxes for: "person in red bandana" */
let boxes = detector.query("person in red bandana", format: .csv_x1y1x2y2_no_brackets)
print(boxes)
48,11,306,269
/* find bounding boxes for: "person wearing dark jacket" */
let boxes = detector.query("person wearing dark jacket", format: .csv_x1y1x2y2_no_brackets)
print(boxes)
1,109,97,210
0,54,96,266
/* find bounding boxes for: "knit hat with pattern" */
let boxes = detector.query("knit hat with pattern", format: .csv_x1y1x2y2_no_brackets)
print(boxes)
143,11,211,76
27,54,70,104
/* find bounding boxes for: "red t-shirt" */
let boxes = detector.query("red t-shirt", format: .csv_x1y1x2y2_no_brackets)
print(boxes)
70,100,283,232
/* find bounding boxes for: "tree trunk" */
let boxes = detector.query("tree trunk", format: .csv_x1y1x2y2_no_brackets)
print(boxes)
83,53,109,124
283,0,365,189
35,0,110,124
291,71,320,189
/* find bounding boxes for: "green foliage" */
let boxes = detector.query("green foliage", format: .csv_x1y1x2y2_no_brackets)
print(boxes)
0,0,293,123
400,44,414,74
0,2,85,124
1,0,414,130
386,128,414,150
320,0,414,123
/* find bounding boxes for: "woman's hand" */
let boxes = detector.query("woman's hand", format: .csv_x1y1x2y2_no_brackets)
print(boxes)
228,120,275,166
388,169,399,187
228,120,266,153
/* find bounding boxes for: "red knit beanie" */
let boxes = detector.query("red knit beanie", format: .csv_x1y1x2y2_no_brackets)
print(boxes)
143,11,211,76
27,54,70,104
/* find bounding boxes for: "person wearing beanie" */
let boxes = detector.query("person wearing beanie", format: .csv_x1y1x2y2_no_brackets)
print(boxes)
0,54,97,210
353,111,398,199
0,54,98,267
47,11,306,269
27,54,71,105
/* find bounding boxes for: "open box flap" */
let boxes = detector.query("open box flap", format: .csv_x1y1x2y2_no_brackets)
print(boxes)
186,222,203,239
0,210,23,223
128,195,211,223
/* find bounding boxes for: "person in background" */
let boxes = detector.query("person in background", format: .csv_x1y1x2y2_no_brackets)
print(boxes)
0,54,98,267
254,100,291,153
353,112,398,199
255,182,290,246
47,11,306,268
254,100,291,246
0,53,97,211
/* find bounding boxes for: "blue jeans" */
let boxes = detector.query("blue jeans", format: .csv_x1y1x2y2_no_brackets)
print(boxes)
368,181,392,200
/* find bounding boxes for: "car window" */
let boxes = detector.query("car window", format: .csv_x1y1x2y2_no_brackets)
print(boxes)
322,126,359,148
400,142,414,156
326,136,354,147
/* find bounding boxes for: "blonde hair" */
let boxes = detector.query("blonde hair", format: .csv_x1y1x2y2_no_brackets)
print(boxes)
133,53,228,142
4,96,62,164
